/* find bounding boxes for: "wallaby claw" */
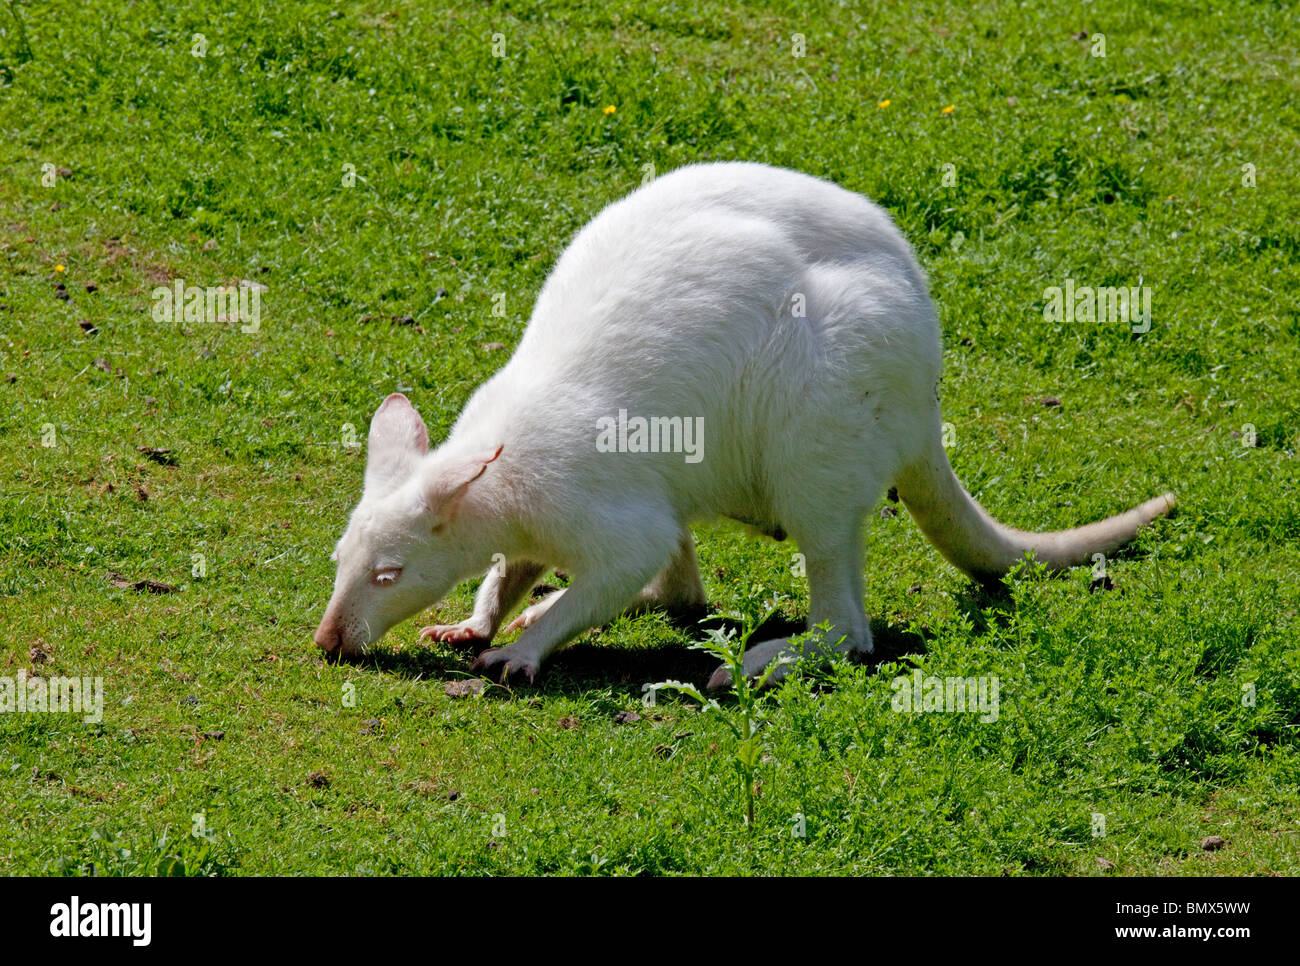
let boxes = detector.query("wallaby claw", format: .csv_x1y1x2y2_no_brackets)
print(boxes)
471,646,540,684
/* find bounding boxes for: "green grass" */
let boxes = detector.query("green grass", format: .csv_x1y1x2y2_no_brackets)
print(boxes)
1,0,1298,875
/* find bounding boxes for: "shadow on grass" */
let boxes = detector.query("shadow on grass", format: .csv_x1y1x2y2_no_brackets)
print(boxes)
953,560,1131,638
954,578,1015,637
349,648,470,680
342,602,937,694
547,609,935,693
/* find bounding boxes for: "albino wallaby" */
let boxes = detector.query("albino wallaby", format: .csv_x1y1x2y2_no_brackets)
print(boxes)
314,162,1174,688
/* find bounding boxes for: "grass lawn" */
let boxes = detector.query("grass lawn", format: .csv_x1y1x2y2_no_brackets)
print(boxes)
1,0,1298,875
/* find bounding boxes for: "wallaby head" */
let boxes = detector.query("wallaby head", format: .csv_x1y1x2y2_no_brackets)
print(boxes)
314,393,501,656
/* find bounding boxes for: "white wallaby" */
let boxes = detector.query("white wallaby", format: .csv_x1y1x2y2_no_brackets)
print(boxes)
314,162,1175,687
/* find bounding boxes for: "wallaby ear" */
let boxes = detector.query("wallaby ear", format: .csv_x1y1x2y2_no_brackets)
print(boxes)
423,444,503,530
364,393,429,496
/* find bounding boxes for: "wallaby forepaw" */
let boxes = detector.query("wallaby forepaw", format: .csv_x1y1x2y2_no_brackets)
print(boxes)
504,591,564,634
502,612,535,634
418,617,491,648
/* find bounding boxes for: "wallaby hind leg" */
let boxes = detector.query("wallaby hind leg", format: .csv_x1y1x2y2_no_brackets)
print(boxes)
707,511,870,690
634,528,708,611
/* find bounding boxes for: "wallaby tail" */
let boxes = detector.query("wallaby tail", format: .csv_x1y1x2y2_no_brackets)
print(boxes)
894,442,1176,581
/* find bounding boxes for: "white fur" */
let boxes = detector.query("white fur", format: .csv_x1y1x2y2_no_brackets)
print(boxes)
314,162,1174,686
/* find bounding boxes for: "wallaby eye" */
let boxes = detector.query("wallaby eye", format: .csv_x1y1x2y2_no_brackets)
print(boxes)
371,567,402,586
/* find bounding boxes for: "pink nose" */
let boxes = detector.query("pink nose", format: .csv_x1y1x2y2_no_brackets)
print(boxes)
314,621,343,654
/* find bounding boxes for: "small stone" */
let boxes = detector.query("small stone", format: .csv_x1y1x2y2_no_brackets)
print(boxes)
106,571,179,594
444,679,485,698
136,446,177,466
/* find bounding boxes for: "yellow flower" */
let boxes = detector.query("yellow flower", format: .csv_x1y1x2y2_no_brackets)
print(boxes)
54,264,66,272
603,105,616,115
877,99,891,108
941,104,955,114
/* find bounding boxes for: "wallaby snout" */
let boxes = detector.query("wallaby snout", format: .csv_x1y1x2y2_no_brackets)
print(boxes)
313,616,344,655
